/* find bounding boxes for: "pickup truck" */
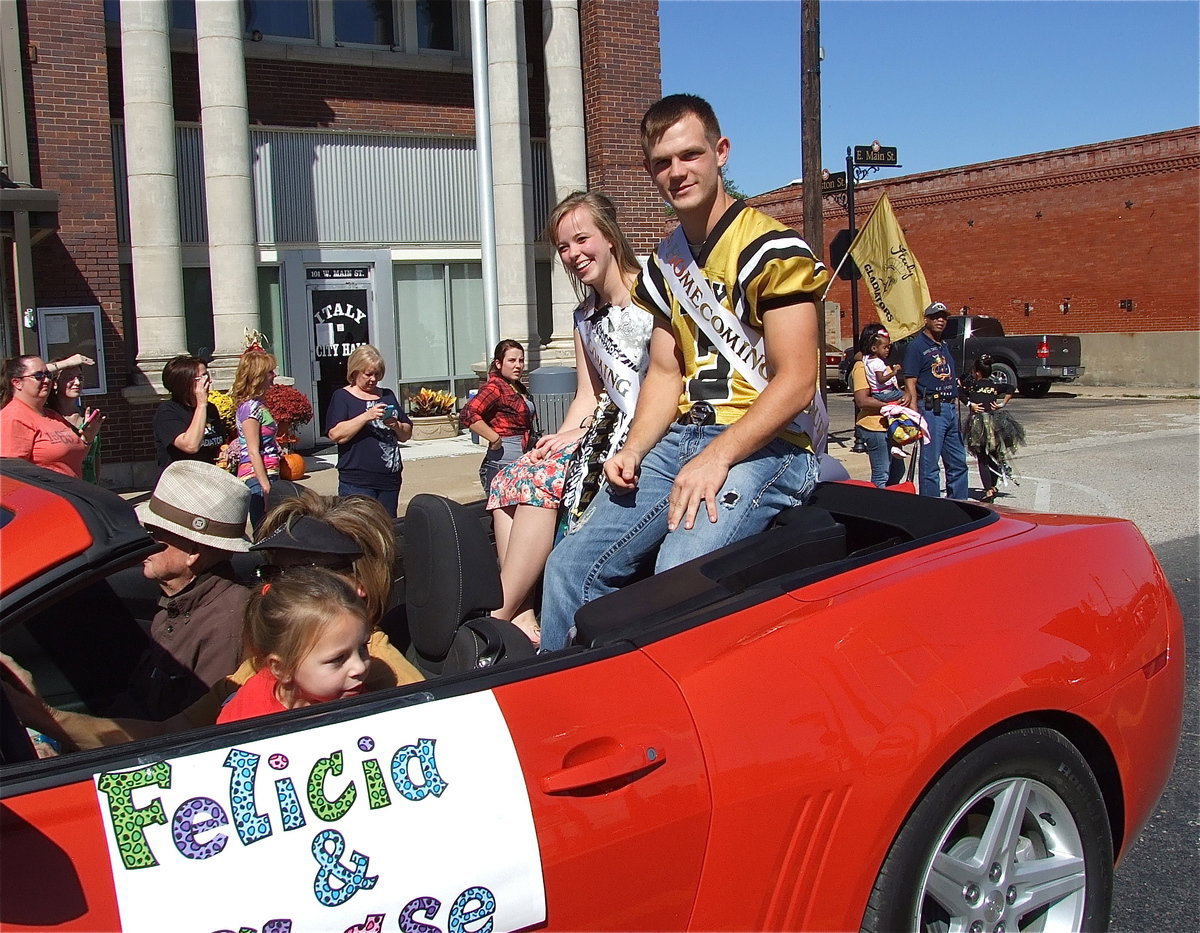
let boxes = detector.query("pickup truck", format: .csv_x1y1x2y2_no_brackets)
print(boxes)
940,314,1085,397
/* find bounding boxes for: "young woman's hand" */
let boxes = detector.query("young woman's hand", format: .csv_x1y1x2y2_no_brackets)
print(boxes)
57,353,95,371
82,407,105,442
527,427,586,461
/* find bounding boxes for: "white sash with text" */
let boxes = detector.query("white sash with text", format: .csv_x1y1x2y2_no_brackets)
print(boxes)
655,226,828,449
575,296,641,418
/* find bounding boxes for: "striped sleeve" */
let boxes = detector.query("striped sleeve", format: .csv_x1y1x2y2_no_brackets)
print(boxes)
734,229,830,325
631,255,673,324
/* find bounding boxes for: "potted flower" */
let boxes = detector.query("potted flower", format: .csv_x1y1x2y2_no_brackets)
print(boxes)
264,383,314,480
407,387,460,441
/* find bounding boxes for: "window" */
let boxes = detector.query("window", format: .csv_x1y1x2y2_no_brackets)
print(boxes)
394,262,484,401
181,268,216,360
258,265,289,376
118,0,462,55
245,0,315,40
333,0,395,46
416,0,456,51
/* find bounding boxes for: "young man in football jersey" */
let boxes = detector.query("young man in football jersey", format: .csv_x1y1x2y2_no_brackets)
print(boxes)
539,94,831,651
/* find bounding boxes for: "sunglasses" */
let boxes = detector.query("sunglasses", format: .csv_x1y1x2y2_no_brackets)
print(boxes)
18,371,52,382
254,557,357,581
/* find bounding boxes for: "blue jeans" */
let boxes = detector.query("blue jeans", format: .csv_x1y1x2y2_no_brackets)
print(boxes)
917,399,968,499
243,475,272,532
856,425,906,488
539,423,819,651
338,480,400,518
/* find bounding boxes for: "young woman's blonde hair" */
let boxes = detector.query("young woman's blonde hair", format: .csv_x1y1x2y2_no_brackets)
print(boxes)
243,566,367,679
543,191,641,303
256,488,396,625
232,351,277,405
346,345,386,385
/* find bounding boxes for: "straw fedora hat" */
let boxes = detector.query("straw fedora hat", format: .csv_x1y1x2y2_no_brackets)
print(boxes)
136,460,251,552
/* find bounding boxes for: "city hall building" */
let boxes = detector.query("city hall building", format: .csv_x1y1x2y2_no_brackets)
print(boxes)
1,0,662,483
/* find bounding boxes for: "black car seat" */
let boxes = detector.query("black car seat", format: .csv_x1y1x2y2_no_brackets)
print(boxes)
403,494,536,678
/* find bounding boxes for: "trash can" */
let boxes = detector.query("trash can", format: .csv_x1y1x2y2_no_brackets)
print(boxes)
528,366,576,432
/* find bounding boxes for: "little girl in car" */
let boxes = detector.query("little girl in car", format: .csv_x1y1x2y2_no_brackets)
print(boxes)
217,567,372,724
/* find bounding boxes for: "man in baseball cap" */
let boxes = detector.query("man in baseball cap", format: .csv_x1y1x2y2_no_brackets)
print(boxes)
116,461,253,720
902,301,968,499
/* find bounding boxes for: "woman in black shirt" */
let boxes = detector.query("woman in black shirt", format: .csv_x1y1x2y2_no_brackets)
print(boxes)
152,356,228,469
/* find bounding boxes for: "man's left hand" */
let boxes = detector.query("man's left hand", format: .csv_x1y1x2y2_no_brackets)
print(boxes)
668,449,730,531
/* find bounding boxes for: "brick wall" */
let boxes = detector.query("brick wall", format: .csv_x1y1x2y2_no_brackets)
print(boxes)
108,50,479,136
580,0,665,253
21,1,146,462
752,128,1200,342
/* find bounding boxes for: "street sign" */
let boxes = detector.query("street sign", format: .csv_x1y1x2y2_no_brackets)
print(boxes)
854,145,898,166
821,171,847,193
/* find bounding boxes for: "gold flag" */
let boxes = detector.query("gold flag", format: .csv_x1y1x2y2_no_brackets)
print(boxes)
847,193,930,340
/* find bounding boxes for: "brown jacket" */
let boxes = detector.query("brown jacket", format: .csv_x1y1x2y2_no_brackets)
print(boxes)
116,564,249,721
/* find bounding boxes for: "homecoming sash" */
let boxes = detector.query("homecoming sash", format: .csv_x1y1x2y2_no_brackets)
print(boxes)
575,295,641,418
655,226,828,450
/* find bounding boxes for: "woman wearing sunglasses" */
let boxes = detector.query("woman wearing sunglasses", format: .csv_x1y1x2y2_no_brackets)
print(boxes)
0,354,100,478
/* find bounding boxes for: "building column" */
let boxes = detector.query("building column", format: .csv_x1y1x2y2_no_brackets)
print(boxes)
120,0,186,391
486,0,537,358
195,0,260,384
543,0,587,356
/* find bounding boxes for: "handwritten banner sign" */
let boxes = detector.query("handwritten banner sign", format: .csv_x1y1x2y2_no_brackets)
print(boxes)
93,692,545,933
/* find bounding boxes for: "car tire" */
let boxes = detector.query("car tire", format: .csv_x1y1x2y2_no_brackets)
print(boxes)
1021,380,1052,398
990,360,1019,391
860,727,1113,933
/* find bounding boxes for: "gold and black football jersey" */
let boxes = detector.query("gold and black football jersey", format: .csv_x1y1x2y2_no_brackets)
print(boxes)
632,201,830,430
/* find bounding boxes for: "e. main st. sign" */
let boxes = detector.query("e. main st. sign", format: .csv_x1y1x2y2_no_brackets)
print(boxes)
853,144,899,166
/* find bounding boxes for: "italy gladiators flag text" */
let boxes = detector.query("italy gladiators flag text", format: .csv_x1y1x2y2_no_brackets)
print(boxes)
844,193,931,340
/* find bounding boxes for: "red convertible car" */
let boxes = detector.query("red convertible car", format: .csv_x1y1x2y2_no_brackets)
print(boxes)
0,458,1185,932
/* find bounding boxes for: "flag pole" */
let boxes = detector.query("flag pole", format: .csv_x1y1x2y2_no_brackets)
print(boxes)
821,195,882,300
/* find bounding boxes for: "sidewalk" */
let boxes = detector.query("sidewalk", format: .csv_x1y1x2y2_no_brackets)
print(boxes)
119,383,1194,512
274,382,1198,515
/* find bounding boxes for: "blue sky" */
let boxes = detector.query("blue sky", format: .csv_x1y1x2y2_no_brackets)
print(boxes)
660,0,1200,197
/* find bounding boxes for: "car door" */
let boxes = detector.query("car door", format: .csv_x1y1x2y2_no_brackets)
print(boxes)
1,646,710,932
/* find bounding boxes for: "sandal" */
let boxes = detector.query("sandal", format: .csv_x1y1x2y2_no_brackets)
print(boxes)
981,488,998,503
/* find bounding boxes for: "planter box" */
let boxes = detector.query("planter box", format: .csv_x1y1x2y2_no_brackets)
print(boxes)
410,414,460,441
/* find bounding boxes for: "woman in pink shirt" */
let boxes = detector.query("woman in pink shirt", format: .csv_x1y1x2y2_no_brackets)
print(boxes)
0,354,95,478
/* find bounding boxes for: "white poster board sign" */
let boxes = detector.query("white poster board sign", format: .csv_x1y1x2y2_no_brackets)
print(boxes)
93,692,545,933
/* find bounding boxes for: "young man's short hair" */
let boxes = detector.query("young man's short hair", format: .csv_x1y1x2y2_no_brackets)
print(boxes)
640,93,722,156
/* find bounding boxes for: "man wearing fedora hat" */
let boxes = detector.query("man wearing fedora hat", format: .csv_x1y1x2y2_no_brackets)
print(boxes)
115,460,253,720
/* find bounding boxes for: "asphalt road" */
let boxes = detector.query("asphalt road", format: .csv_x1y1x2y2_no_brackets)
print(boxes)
828,388,1200,929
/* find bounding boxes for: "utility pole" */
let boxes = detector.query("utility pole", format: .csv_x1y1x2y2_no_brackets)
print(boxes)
800,0,824,404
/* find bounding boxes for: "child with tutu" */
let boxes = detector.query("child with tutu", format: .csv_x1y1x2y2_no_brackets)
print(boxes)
960,354,1026,503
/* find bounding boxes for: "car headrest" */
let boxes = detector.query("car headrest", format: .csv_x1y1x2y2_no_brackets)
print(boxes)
403,494,502,658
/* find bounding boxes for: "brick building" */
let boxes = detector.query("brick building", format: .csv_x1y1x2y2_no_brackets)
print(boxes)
752,127,1200,388
1,0,663,484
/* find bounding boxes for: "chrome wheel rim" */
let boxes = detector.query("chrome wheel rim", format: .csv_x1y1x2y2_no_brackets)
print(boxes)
914,776,1088,932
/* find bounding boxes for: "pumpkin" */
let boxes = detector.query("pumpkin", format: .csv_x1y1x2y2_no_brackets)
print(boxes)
278,452,306,481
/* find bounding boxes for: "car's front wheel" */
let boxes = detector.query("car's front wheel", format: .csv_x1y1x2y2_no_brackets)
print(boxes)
861,727,1113,933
